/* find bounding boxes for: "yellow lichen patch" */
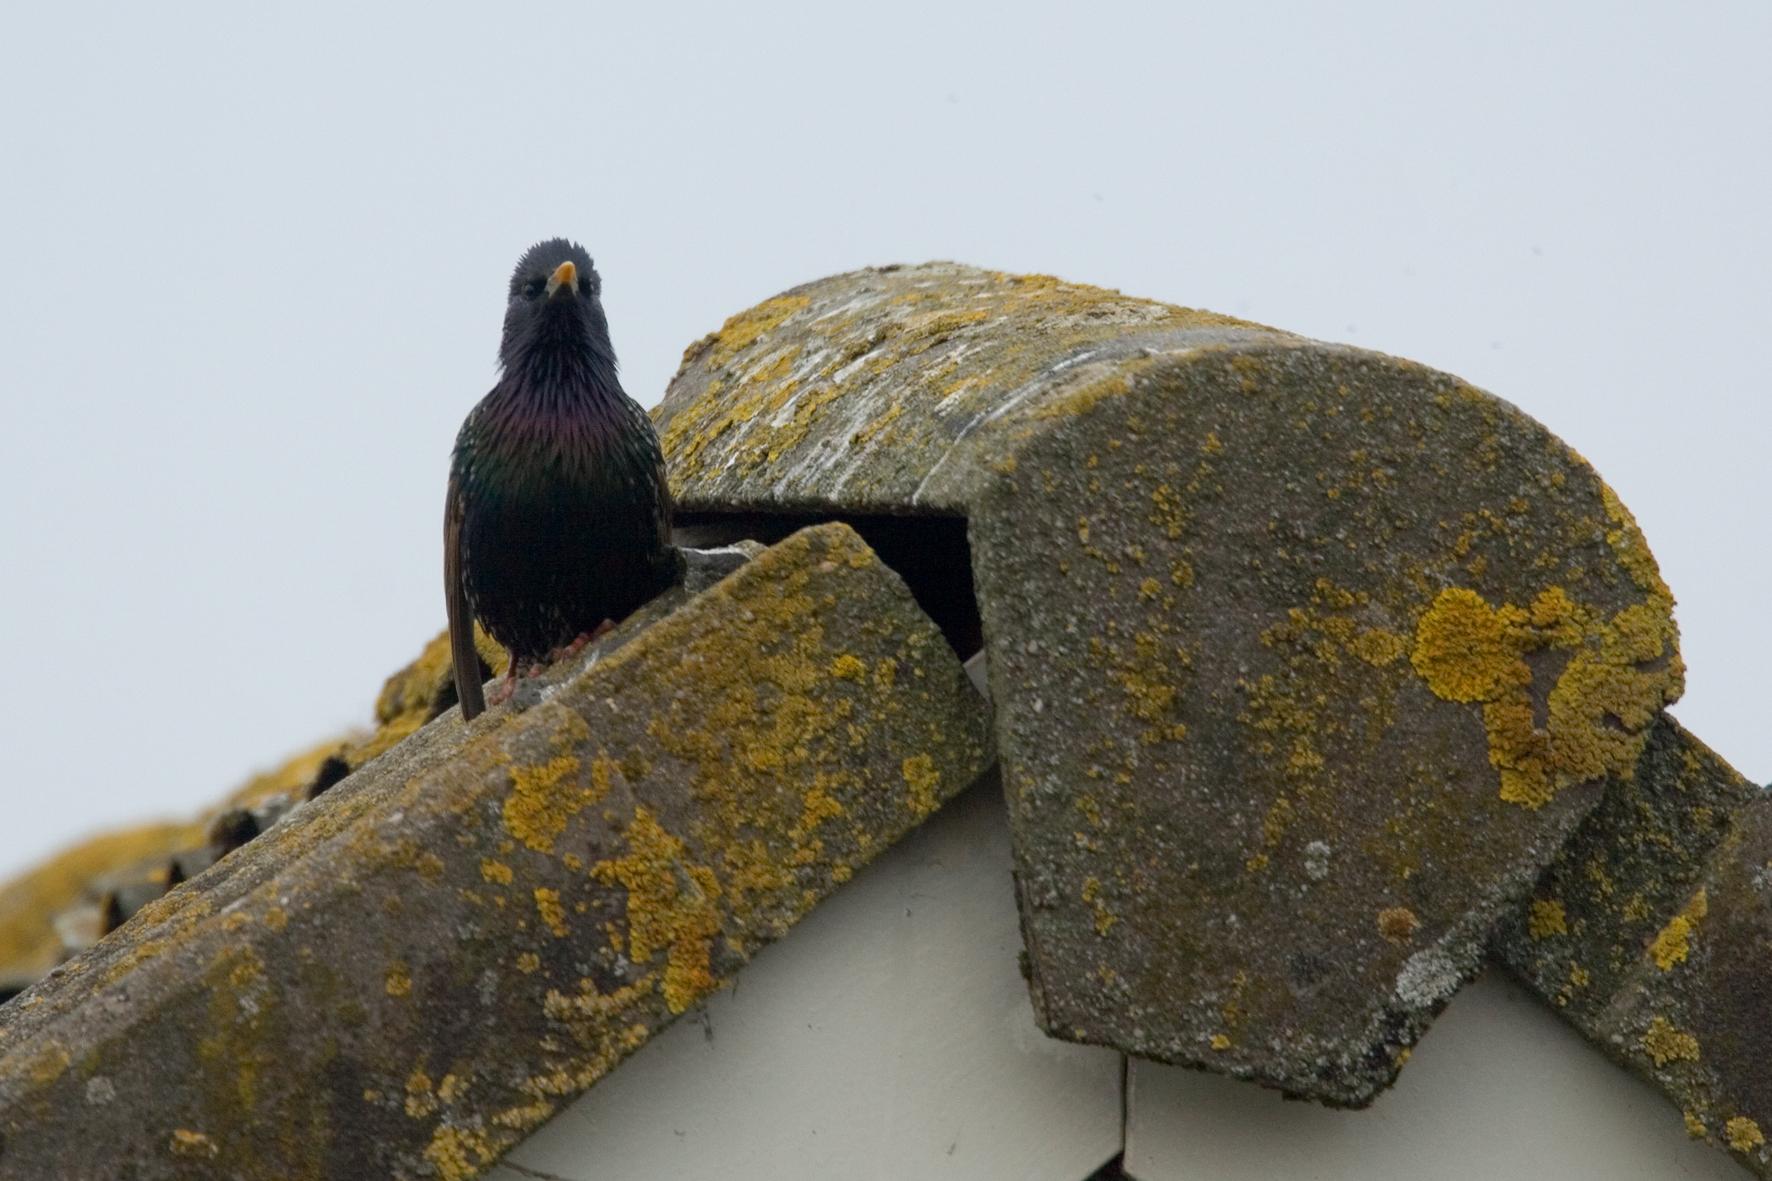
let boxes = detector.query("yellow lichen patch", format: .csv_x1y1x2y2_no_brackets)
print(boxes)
168,1129,220,1159
0,822,197,979
657,264,1266,490
1101,627,1190,746
1081,876,1118,935
404,1068,438,1117
1209,1033,1232,1051
1376,907,1420,943
375,628,455,723
829,653,866,681
901,754,942,817
608,524,978,960
1527,899,1568,939
1036,371,1139,425
719,839,795,915
424,1123,501,1181
515,952,541,974
702,294,811,370
1409,580,1678,811
1411,588,1523,703
1727,1116,1766,1154
386,961,413,998
1640,1017,1700,1066
591,807,723,1014
480,859,513,885
503,755,589,854
1650,888,1708,970
1148,481,1188,540
221,733,351,811
195,944,275,1121
1685,1110,1708,1139
1600,484,1676,600
1346,628,1407,668
1232,581,1417,871
22,1044,69,1088
1260,797,1296,849
533,888,570,938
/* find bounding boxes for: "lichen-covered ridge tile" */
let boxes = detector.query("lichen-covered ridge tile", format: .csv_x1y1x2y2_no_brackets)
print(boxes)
1628,799,1772,1174
1497,717,1772,1175
0,549,760,994
653,262,1685,1108
0,524,994,1181
1493,717,1757,1025
969,347,1679,1106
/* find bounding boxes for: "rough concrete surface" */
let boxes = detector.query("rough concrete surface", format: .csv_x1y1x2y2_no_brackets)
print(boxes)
0,547,759,993
1497,714,1772,1174
654,262,1684,1105
0,524,993,1180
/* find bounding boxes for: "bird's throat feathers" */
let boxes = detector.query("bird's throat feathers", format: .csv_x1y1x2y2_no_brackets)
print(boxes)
501,329,621,399
470,348,647,494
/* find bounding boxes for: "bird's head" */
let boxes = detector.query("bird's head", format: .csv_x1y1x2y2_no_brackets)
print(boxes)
498,238,613,370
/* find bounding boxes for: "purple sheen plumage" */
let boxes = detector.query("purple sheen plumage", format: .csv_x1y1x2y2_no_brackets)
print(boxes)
446,239,678,698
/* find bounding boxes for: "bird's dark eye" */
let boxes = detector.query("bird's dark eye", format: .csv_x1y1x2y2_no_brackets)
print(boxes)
523,278,545,299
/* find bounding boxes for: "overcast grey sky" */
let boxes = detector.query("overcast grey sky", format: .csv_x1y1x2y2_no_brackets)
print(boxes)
0,2,1766,878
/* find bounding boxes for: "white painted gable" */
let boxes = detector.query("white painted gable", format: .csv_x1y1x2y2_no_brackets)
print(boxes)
489,786,1743,1181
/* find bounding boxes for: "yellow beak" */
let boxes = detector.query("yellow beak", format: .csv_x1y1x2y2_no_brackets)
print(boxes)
544,260,577,298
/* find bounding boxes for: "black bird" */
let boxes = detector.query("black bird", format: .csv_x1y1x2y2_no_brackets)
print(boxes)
446,239,679,719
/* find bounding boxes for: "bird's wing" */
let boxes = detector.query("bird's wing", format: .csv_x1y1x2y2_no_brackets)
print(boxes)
445,469,486,720
637,402,674,551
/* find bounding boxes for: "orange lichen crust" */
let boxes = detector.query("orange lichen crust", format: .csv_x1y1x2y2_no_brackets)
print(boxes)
1641,1016,1700,1066
590,808,721,1013
954,332,1686,1106
1727,1117,1766,1154
1649,888,1708,971
1410,570,1679,811
0,523,993,1180
1490,717,1772,1179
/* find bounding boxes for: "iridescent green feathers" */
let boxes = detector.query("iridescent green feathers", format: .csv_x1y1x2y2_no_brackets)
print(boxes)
446,239,677,720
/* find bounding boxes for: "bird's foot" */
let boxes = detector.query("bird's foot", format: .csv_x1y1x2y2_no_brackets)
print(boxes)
485,660,546,706
548,620,616,664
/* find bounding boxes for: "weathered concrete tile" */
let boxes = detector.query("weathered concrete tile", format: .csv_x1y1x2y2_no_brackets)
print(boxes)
1493,716,1758,1022
0,524,993,1181
973,347,1680,1106
654,262,1684,1106
0,546,762,990
1493,715,1772,1175
1588,797,1772,1175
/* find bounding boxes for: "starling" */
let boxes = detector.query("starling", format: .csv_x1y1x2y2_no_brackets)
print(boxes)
445,239,679,720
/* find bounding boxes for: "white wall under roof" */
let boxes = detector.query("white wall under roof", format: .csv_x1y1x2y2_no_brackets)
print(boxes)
487,783,1125,1181
483,785,1744,1181
1127,974,1740,1181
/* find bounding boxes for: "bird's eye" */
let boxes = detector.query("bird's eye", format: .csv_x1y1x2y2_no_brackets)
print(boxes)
523,278,545,299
